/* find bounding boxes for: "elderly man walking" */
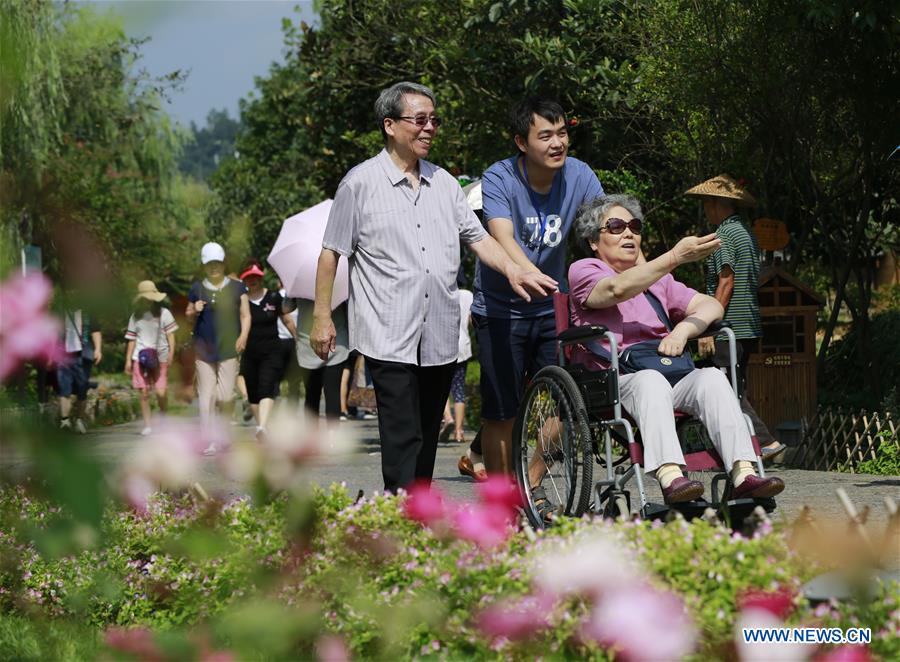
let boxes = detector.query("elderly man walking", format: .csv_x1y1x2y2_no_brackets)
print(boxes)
311,81,557,493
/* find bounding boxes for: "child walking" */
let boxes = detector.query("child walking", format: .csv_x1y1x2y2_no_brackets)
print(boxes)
125,281,178,435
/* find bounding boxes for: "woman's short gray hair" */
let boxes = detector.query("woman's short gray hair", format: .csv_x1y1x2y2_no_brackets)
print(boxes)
575,194,644,244
374,82,436,141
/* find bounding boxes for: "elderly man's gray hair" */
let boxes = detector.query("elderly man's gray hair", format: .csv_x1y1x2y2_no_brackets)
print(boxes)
374,82,436,141
575,194,644,243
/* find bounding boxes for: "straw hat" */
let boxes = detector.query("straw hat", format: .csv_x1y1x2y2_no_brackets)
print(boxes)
685,174,757,207
134,280,167,303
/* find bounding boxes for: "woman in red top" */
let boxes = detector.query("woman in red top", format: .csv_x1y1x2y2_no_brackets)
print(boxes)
239,261,297,440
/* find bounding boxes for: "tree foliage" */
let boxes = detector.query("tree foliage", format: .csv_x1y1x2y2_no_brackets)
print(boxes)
179,109,241,181
210,0,642,256
0,1,202,296
632,0,900,398
211,0,898,400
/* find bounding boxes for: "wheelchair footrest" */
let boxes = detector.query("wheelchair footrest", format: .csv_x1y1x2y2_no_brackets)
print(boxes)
640,500,713,521
717,497,777,527
637,497,777,524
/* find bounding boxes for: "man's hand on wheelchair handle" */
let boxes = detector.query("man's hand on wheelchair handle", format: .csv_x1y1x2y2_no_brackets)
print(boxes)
508,267,558,303
310,315,336,360
698,336,716,357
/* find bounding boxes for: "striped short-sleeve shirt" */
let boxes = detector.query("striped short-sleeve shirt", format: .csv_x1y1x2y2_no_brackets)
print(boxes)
704,214,762,339
322,149,487,366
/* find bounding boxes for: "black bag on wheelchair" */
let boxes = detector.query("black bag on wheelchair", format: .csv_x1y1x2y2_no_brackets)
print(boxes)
619,340,694,385
588,290,695,386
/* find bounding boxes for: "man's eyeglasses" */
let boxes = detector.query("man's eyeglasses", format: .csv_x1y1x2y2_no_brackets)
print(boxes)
394,115,443,128
600,217,643,235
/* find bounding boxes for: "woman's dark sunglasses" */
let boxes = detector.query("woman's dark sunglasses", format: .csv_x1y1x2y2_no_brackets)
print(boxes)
601,217,643,235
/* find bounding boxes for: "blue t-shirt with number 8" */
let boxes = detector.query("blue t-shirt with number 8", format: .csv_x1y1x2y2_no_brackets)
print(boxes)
472,155,604,319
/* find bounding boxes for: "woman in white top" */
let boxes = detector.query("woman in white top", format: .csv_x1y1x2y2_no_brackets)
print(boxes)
283,298,349,421
124,281,178,435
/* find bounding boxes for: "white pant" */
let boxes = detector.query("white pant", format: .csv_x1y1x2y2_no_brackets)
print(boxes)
618,367,757,473
194,358,238,426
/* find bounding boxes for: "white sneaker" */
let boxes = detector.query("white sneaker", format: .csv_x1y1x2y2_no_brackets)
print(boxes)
201,443,218,456
74,419,87,434
59,419,72,430
141,427,152,436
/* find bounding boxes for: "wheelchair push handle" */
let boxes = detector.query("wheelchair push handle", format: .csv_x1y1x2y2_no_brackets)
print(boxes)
700,323,739,397
557,324,608,345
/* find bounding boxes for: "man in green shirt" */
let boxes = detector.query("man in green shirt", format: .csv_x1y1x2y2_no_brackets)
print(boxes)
686,174,784,462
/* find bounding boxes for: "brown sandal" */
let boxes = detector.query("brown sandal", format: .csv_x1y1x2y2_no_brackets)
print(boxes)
458,455,488,482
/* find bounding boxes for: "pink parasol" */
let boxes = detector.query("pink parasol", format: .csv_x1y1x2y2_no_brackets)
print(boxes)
267,200,348,309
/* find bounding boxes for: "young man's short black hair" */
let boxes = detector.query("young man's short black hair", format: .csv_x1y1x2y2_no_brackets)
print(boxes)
510,96,566,141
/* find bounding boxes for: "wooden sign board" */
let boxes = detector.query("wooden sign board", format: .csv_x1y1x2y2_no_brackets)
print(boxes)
754,217,790,250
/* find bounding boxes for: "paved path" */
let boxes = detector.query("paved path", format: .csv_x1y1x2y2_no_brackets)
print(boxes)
5,415,897,533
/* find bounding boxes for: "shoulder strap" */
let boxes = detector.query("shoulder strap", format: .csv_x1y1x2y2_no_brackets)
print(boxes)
586,289,674,363
643,289,674,332
66,310,84,342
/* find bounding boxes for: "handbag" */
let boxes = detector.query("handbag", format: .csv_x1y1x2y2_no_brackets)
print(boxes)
346,355,377,410
137,316,163,381
589,289,695,386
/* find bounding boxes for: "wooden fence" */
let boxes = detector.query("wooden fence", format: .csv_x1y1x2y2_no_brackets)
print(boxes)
791,407,897,472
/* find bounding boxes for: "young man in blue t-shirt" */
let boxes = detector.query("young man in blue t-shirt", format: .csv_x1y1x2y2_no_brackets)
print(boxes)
466,97,604,476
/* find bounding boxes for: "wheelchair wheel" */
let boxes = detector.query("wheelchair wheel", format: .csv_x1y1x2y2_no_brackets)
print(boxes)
512,365,593,529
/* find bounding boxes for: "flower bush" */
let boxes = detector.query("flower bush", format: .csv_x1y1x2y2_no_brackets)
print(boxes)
1,483,898,661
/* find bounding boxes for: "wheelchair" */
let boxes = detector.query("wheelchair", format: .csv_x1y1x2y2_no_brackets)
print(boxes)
512,293,777,529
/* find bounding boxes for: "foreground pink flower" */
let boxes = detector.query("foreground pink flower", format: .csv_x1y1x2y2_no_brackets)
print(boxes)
120,419,210,512
816,646,872,662
581,582,696,662
403,482,448,525
316,634,351,661
200,652,236,662
478,590,556,641
476,475,522,514
403,482,448,526
739,587,796,620
0,272,65,382
452,502,515,548
104,626,162,661
530,531,640,599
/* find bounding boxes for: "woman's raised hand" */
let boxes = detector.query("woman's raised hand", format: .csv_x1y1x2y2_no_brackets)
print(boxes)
671,233,721,266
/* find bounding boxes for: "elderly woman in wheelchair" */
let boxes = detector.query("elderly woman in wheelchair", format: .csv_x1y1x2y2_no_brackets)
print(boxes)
514,193,784,526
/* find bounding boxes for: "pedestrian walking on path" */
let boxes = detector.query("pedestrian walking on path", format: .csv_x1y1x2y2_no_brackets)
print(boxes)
310,81,556,493
185,242,250,452
283,297,349,423
124,281,178,436
239,261,296,440
56,287,102,434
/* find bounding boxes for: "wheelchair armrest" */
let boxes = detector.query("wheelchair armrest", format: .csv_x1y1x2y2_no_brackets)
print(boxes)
558,324,608,345
696,320,732,339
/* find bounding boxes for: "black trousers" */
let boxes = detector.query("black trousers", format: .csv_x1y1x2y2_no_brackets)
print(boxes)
365,355,456,493
301,363,343,420
240,342,284,404
277,338,302,402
